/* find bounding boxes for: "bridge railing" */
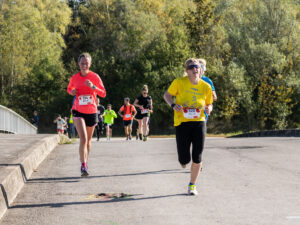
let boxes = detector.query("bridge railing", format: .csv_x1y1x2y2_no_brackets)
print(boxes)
0,105,37,134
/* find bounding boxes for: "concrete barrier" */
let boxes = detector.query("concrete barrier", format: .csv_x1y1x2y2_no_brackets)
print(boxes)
229,129,300,138
0,135,61,219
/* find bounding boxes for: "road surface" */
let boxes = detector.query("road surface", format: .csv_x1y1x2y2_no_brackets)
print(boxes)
1,137,300,225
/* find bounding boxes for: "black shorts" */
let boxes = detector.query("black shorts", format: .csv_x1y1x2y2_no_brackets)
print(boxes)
123,120,133,127
175,121,206,164
72,110,98,127
135,111,149,120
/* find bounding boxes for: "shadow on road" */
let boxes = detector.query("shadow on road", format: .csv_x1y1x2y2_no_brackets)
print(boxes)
10,193,187,209
27,169,186,183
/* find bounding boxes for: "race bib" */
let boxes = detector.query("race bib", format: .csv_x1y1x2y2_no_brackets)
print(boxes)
125,114,131,118
141,109,149,114
78,95,93,105
183,108,201,119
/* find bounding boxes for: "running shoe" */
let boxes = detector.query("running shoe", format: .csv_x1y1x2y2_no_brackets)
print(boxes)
139,134,142,140
188,184,198,195
143,135,147,141
126,136,129,141
81,166,89,177
136,134,138,140
129,135,132,140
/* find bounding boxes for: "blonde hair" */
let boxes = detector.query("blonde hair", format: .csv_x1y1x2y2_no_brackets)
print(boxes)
184,58,199,69
183,58,199,76
198,58,206,66
78,52,92,63
142,84,148,92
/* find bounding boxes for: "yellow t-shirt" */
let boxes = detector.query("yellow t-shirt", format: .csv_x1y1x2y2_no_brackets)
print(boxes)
167,76,213,126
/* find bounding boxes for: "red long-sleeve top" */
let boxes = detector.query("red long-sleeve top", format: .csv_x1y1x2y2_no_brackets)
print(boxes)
67,71,106,114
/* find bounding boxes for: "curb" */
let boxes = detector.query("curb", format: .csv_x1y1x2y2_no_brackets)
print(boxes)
0,135,61,219
229,129,300,138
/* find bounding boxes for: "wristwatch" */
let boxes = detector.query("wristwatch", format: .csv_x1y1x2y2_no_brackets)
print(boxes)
171,103,176,108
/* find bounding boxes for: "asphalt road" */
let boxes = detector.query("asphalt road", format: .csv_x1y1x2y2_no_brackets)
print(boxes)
1,137,300,225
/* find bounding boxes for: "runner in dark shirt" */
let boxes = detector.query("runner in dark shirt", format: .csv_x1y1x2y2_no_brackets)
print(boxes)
95,98,105,141
133,85,153,141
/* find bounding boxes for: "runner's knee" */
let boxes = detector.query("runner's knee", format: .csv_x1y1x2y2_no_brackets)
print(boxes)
178,155,191,165
192,155,202,164
80,136,88,145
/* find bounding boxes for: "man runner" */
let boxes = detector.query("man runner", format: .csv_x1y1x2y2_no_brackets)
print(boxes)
118,97,137,140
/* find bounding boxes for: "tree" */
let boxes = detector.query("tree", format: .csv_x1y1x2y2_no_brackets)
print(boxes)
184,0,219,55
0,0,72,131
63,0,192,131
216,0,300,130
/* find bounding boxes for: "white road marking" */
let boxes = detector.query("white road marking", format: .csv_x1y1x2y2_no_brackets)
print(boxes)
287,216,300,219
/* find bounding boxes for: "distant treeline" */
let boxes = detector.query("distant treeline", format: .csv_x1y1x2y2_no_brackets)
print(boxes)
0,0,299,134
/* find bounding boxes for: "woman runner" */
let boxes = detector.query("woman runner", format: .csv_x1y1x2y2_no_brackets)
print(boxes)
54,114,67,135
67,53,106,177
163,58,213,195
133,85,153,141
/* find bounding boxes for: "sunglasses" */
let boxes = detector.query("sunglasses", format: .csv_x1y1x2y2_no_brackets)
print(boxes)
187,64,200,70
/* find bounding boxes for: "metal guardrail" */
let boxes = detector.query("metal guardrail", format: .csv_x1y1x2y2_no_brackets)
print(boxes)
0,105,37,134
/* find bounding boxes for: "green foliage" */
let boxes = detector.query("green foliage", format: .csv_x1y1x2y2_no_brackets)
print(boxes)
207,0,300,132
63,0,192,130
0,0,72,132
1,0,299,133
184,0,220,55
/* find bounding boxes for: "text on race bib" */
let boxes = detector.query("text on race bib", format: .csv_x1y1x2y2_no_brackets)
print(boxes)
125,114,131,118
141,109,149,114
183,107,201,119
78,95,93,105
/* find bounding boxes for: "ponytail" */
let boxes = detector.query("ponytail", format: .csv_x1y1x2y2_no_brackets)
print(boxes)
142,84,148,93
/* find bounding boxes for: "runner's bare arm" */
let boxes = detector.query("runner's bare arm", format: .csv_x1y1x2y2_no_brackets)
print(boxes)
133,99,143,109
163,91,182,112
212,91,217,101
133,110,137,117
149,99,153,110
205,104,213,115
118,109,123,117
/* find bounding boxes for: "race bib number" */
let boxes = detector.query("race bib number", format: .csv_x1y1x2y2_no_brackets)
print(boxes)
183,108,201,119
78,95,93,105
141,109,149,114
125,114,131,118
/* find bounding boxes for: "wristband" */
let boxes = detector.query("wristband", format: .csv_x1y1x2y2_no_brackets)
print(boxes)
171,103,176,108
92,85,96,90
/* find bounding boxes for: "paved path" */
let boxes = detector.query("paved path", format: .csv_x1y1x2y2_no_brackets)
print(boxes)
1,137,300,225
